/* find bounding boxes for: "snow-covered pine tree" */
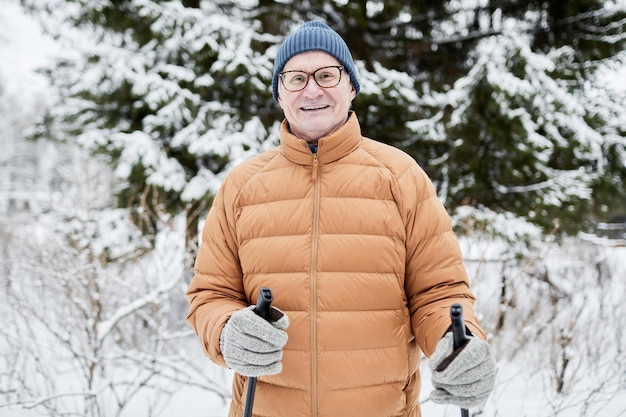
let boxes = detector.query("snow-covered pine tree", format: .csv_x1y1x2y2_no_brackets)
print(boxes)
23,0,626,241
23,0,284,251
403,0,626,235
424,33,626,235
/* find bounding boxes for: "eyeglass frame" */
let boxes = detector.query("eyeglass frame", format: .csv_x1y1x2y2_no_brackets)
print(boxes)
278,65,344,92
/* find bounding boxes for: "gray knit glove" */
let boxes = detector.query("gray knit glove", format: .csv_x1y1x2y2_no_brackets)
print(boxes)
219,305,289,377
429,333,496,408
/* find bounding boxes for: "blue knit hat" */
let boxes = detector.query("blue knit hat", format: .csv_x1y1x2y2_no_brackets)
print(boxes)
272,21,360,102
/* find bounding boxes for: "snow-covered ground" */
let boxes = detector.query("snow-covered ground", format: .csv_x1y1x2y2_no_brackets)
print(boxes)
2,2,626,417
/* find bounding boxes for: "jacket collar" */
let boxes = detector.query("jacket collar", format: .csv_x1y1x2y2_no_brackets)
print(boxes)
280,111,362,165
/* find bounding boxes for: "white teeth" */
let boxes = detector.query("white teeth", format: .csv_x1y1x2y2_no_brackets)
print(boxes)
302,105,328,110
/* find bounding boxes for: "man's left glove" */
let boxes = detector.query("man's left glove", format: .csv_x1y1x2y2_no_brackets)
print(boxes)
429,333,496,408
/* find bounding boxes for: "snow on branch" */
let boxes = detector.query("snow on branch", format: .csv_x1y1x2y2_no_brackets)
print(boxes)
96,275,179,345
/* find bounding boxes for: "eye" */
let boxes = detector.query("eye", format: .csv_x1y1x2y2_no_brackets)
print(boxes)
317,70,335,80
285,73,306,84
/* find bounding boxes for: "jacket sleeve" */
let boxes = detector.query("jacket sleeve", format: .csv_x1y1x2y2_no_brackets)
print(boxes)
186,176,248,367
400,164,486,357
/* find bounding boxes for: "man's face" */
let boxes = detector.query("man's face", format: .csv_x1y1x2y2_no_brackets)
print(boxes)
277,51,356,143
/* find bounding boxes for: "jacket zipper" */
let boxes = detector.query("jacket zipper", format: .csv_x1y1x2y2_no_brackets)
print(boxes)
311,152,320,416
311,152,318,181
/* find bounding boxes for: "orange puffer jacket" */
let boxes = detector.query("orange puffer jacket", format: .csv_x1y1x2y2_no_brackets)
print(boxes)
187,112,485,417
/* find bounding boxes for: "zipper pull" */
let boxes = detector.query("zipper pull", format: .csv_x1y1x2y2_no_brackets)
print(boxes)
312,154,318,181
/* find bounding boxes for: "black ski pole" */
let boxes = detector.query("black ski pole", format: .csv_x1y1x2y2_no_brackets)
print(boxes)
242,287,273,417
450,303,470,417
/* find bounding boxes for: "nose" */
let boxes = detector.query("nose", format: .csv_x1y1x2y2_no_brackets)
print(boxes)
302,74,324,97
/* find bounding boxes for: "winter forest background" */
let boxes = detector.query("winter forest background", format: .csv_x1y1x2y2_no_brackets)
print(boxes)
1,0,626,416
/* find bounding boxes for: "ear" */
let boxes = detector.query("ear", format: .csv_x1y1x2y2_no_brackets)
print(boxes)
349,85,356,101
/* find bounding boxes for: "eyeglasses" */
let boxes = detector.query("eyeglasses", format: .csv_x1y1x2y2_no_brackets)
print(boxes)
279,65,344,92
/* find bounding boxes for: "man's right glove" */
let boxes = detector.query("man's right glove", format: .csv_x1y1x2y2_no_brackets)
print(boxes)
429,333,496,408
219,305,289,377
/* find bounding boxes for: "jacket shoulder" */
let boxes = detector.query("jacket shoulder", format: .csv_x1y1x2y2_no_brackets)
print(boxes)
225,147,282,188
360,137,424,178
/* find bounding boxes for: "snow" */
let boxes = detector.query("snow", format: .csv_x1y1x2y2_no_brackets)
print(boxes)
0,1,57,120
2,2,626,417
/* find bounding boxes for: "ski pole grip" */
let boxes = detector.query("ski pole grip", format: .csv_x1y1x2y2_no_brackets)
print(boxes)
450,303,468,350
254,287,273,320
450,303,471,417
243,287,274,417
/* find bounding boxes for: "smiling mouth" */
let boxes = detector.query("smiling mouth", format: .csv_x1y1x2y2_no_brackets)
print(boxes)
300,105,330,111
